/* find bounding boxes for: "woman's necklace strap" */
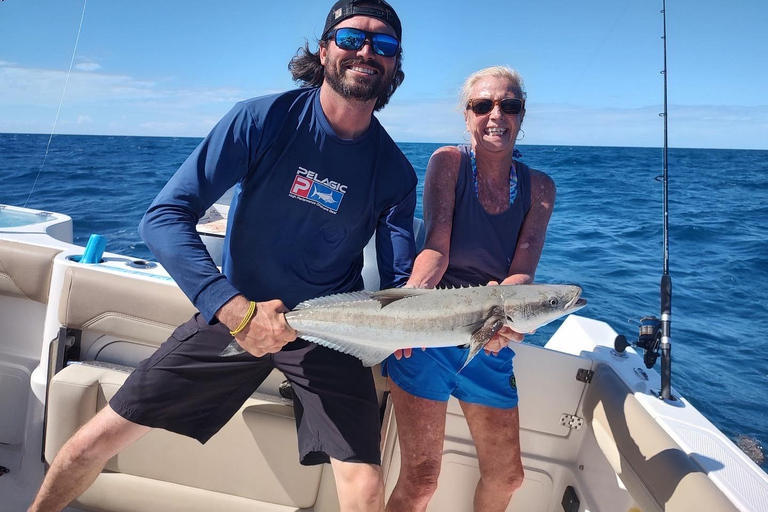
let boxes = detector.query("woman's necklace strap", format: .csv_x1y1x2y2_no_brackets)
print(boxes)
470,149,518,206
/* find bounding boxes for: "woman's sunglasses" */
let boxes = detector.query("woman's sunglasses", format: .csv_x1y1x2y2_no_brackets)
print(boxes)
466,98,524,116
325,27,400,58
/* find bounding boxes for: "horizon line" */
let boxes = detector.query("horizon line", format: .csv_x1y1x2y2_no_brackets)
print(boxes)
1,132,765,153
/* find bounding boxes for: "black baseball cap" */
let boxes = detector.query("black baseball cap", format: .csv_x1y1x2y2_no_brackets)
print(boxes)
322,0,402,41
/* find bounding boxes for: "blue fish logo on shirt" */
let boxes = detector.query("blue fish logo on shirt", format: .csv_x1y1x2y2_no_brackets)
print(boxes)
311,185,341,206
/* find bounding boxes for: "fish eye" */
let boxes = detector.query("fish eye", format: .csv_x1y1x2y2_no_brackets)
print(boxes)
549,297,560,307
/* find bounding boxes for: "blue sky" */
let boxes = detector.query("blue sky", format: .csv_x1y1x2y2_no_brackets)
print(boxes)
1,0,766,149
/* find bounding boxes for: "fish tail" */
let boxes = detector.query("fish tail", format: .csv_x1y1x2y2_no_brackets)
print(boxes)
219,340,246,357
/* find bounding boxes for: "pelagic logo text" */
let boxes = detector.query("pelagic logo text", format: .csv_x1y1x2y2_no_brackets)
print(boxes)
289,167,347,213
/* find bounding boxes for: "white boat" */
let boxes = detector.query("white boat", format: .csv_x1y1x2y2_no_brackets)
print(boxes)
2,202,767,512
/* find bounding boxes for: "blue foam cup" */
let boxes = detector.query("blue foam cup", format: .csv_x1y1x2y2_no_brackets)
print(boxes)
80,234,107,264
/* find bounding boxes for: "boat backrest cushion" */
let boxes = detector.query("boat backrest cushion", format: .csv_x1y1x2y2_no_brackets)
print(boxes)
58,266,197,347
0,240,60,303
584,364,739,512
46,363,339,511
56,264,390,402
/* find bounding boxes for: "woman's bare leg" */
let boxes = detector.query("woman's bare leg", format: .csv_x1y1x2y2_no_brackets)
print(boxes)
460,402,524,512
385,379,448,512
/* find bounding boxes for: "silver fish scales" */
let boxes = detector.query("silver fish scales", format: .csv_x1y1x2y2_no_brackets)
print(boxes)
220,284,587,370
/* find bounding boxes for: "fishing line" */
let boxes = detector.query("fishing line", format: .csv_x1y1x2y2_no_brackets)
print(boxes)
579,0,633,76
536,0,631,140
23,0,88,208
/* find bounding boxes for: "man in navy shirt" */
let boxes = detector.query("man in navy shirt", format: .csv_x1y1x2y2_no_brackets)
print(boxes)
29,2,415,511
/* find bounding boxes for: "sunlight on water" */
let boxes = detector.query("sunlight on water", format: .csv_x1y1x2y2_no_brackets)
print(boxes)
737,435,765,466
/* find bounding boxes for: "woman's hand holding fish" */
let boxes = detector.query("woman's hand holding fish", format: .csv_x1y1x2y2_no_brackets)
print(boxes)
218,295,297,356
485,280,526,356
393,348,413,359
484,326,525,356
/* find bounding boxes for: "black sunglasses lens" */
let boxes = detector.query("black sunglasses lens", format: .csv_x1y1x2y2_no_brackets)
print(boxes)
371,34,399,57
500,99,522,114
471,100,494,115
334,28,366,50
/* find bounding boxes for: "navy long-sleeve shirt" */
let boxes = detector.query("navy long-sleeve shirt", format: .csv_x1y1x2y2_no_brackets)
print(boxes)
140,88,417,321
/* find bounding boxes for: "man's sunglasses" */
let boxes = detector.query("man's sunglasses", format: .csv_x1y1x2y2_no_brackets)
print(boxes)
325,27,400,58
466,98,525,116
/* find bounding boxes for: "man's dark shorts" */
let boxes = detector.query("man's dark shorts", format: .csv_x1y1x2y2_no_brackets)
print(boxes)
109,313,382,466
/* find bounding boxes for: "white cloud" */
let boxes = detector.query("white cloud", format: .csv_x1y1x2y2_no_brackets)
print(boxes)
0,64,247,109
140,121,189,132
74,60,102,72
380,100,768,150
0,63,252,136
378,97,465,144
2,62,766,149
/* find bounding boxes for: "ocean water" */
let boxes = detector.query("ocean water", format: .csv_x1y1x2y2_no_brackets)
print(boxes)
2,133,767,470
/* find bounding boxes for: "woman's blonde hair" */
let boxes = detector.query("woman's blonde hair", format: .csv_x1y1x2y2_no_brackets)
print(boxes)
458,66,526,111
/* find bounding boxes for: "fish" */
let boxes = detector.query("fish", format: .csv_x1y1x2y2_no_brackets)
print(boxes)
219,284,587,369
311,189,336,204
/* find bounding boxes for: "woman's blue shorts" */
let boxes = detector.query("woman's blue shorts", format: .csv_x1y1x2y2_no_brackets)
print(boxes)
384,345,518,409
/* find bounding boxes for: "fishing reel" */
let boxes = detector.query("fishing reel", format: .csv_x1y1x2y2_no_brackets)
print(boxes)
614,316,662,369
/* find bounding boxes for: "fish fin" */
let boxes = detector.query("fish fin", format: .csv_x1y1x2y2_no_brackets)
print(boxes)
459,307,505,372
300,334,393,367
219,339,246,357
369,287,432,306
293,291,374,310
221,332,393,367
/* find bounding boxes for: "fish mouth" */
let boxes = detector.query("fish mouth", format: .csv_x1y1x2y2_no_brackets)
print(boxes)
565,291,587,311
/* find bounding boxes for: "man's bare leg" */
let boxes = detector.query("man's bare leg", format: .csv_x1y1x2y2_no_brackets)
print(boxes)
28,405,150,512
330,458,385,512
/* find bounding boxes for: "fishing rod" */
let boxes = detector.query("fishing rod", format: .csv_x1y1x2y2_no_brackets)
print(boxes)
613,0,674,402
658,0,673,401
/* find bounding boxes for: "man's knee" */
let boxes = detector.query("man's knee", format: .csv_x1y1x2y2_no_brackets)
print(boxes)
63,406,148,464
333,461,383,494
355,469,385,501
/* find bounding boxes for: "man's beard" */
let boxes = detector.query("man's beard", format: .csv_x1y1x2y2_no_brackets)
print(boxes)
324,57,393,103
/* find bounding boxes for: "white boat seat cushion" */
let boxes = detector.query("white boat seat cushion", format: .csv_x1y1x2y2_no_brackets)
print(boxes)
46,363,339,511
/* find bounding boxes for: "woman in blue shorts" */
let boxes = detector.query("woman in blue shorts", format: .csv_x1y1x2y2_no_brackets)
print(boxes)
385,66,556,512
